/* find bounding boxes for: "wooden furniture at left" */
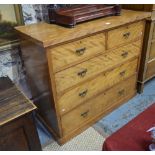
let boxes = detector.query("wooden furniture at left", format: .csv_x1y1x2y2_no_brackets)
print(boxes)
0,77,41,151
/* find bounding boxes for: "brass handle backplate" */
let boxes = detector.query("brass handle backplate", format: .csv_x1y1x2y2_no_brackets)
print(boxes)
120,70,126,76
77,68,87,77
81,110,89,118
79,89,88,97
121,51,128,58
76,47,86,56
123,32,130,39
118,89,125,96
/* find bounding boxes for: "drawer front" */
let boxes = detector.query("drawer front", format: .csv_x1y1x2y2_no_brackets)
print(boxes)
58,58,138,115
145,59,155,80
152,22,155,40
151,11,155,20
61,75,137,135
132,39,142,48
149,41,155,60
50,33,105,72
107,21,144,49
55,44,140,93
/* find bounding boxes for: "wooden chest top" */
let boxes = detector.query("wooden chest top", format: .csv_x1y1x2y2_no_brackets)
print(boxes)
15,10,151,48
0,77,36,126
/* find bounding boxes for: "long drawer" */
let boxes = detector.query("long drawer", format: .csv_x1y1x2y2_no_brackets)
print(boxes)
61,75,137,136
50,33,105,72
107,21,144,49
145,59,155,80
55,43,140,93
58,58,138,115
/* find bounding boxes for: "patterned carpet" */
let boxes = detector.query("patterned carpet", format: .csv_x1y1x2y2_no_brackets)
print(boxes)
43,127,104,151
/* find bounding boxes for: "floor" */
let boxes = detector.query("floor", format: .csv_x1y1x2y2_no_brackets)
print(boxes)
95,77,155,136
36,77,155,150
43,127,104,151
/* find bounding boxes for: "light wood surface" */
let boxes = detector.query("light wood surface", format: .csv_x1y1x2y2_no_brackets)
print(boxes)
15,10,150,47
58,90,136,144
152,23,155,39
122,4,155,20
132,39,142,48
107,21,144,49
149,41,155,60
61,75,137,136
55,43,140,93
146,59,155,80
50,33,105,73
58,58,138,115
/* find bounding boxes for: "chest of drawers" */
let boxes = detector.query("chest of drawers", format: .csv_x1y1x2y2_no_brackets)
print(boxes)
15,10,150,144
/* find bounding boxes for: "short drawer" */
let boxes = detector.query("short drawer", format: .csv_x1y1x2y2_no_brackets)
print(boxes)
107,21,144,49
55,43,140,93
61,75,137,136
152,22,155,40
149,41,155,60
50,33,105,72
58,58,138,115
151,11,155,20
145,59,155,80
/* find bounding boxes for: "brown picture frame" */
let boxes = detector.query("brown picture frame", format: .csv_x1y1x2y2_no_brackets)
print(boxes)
0,4,24,50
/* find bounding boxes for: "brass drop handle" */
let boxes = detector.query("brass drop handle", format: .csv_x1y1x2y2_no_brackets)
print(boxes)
123,32,130,39
79,89,88,97
118,89,125,96
81,110,89,118
77,68,87,77
76,47,86,56
121,51,128,58
120,70,126,76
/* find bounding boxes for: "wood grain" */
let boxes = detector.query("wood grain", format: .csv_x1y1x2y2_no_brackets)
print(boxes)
145,59,155,80
58,91,136,144
122,5,155,93
55,43,140,93
107,21,144,49
61,75,137,136
58,58,138,115
132,39,142,48
20,39,61,136
149,40,155,60
122,4,155,20
15,10,151,48
15,10,147,143
0,77,36,126
49,33,105,73
0,113,41,151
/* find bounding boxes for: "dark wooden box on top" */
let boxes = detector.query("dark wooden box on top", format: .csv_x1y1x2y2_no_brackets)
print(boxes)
48,4,121,27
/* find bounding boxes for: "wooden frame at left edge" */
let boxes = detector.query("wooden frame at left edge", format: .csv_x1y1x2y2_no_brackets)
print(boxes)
14,4,24,25
0,5,24,51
